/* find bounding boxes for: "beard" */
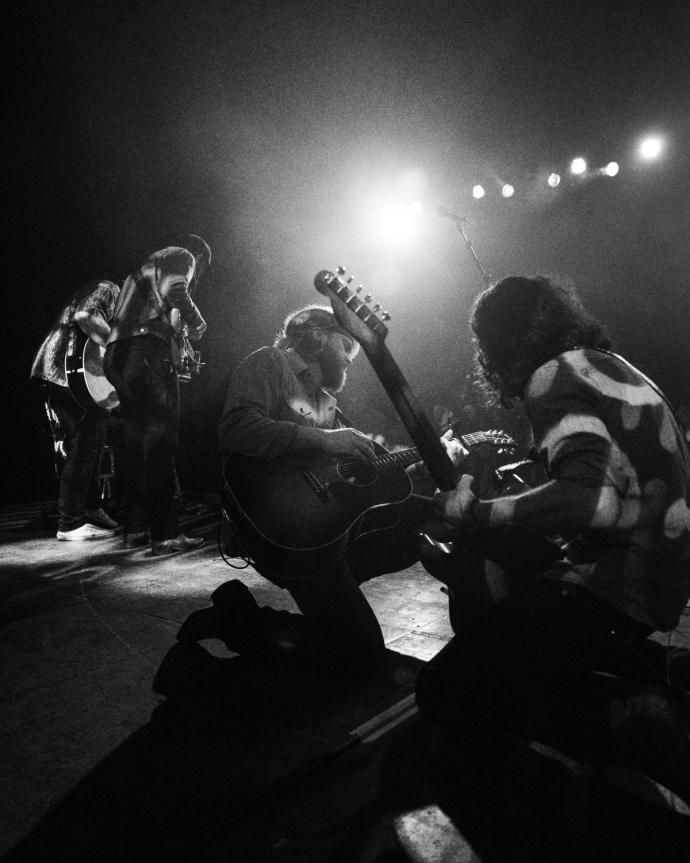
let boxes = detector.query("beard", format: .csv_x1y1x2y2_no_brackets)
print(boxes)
319,346,348,393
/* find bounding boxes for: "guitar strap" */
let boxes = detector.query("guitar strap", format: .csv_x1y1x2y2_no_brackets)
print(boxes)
126,263,174,335
150,259,177,335
137,258,183,371
334,405,352,429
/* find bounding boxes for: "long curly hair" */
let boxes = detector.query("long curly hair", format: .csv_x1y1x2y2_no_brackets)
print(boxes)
470,275,610,402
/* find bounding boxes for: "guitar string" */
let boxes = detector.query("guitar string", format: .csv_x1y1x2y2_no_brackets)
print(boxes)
307,451,421,483
306,432,512,483
306,432,516,484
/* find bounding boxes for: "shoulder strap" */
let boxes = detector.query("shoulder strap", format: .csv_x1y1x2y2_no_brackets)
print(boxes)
334,405,353,428
151,259,175,332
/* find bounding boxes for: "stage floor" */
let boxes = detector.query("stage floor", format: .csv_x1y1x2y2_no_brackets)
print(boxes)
0,499,455,861
2,499,689,861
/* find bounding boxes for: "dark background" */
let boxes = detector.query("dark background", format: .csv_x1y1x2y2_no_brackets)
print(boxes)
6,0,690,505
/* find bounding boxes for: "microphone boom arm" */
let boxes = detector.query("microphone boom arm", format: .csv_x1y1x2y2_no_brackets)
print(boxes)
455,219,493,289
439,208,493,288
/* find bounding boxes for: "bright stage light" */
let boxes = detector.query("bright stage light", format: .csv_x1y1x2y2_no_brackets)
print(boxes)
547,173,561,188
501,184,515,198
603,161,619,177
639,135,664,160
367,200,423,244
570,157,587,175
472,184,485,199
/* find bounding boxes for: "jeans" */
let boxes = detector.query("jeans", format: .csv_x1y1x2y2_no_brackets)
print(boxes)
104,336,180,541
45,383,105,531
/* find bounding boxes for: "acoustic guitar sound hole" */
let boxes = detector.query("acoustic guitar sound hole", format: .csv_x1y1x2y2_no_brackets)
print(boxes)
336,460,378,487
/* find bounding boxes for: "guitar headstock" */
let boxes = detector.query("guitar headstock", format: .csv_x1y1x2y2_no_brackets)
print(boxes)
314,267,390,355
455,428,519,456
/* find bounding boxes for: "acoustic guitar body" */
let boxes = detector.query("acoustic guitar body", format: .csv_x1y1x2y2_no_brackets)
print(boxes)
65,331,119,411
222,441,413,580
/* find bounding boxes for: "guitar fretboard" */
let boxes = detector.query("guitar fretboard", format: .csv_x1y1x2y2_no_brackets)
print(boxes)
458,430,516,450
374,448,421,472
373,430,515,474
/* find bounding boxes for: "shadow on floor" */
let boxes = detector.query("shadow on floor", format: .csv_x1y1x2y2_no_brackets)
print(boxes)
3,646,425,863
8,639,690,863
222,715,690,863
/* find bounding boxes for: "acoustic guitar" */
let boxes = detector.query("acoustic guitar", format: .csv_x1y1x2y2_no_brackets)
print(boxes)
222,429,515,580
65,330,119,411
314,267,563,580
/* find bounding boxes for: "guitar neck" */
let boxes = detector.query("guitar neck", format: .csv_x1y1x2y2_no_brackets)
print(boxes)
364,345,457,491
314,268,456,491
373,447,422,472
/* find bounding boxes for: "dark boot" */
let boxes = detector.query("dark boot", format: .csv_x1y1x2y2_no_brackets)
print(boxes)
177,580,262,653
178,579,312,660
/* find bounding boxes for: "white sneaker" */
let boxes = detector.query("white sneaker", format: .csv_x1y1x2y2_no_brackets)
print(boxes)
85,508,120,529
56,523,116,541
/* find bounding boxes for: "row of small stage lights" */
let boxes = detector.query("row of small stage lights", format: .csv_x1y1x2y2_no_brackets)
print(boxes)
471,134,667,200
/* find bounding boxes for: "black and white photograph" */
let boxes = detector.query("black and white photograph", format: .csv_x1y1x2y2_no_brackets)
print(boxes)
3,1,690,860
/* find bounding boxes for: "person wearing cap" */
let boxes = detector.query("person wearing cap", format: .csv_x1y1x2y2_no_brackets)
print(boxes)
30,279,122,541
174,304,433,678
104,235,210,555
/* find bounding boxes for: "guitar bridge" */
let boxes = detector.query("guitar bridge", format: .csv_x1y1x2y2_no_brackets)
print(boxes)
302,470,329,501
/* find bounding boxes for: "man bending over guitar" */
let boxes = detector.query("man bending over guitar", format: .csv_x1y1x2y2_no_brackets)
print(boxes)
104,234,210,555
31,280,121,541
417,275,690,742
178,305,434,677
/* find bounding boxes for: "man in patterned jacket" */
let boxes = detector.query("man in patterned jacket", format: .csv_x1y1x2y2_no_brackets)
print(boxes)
417,275,690,736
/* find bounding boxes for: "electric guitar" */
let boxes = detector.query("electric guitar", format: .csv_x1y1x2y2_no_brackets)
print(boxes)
222,429,515,580
170,309,204,382
314,267,563,578
65,330,119,411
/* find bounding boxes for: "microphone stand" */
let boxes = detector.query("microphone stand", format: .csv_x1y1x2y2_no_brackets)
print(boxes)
449,217,493,289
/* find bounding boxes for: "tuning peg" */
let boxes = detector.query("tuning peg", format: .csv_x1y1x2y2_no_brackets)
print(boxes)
346,275,354,284
337,265,346,275
364,293,372,303
373,303,381,312
382,311,391,321
355,285,363,294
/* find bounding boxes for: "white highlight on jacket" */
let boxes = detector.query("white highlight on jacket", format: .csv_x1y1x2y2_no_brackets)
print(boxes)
664,497,690,541
540,412,612,463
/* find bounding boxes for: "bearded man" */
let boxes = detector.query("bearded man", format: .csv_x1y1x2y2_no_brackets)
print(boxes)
176,305,433,678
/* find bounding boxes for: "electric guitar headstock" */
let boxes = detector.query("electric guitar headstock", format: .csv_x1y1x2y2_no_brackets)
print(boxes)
455,428,519,457
314,267,391,358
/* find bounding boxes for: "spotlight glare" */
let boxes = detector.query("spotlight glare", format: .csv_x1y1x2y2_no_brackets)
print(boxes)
472,184,485,199
639,136,663,160
603,161,619,177
501,183,515,198
366,200,422,244
547,173,561,188
570,157,587,175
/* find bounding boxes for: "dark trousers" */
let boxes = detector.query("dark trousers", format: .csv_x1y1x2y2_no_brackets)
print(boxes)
247,494,437,675
104,336,179,541
46,383,105,531
415,578,653,738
